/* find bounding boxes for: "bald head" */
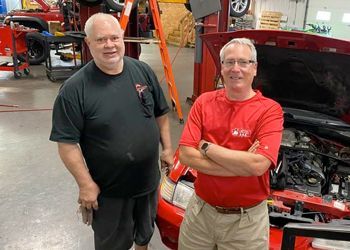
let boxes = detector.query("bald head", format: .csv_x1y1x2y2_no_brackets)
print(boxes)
84,13,122,38
83,12,125,75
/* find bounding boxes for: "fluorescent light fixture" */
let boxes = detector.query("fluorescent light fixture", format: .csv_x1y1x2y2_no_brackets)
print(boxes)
342,13,350,23
316,11,331,21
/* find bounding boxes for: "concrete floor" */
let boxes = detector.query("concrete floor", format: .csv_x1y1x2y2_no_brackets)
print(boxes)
0,44,194,250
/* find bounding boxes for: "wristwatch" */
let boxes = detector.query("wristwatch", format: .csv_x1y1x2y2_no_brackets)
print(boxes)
200,142,211,156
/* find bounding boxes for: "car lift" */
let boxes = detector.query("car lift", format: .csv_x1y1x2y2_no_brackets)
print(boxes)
119,0,184,123
189,0,231,101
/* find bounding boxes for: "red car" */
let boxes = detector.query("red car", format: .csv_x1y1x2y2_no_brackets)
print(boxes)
156,30,350,250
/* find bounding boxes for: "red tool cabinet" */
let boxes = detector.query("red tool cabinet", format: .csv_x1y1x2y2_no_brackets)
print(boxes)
0,23,36,78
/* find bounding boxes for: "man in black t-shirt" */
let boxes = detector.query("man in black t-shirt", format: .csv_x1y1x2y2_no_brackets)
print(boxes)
50,13,173,250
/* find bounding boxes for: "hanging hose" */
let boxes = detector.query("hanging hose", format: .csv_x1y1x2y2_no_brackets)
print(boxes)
0,107,52,113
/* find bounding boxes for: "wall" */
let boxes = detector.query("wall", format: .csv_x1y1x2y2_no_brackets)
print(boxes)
6,0,21,11
158,2,189,38
253,0,350,40
306,0,350,40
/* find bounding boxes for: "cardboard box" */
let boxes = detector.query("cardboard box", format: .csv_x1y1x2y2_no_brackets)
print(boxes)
48,21,62,34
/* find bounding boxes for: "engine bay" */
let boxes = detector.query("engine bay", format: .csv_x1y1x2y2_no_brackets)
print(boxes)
269,110,350,227
272,128,350,199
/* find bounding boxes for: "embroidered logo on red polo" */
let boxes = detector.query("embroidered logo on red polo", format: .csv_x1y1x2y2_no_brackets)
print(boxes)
232,128,251,138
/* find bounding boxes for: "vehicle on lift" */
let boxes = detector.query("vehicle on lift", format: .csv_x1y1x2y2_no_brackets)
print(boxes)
4,0,74,64
156,30,350,250
105,0,140,11
4,0,247,65
102,0,250,17
229,0,250,17
3,0,142,64
183,0,250,17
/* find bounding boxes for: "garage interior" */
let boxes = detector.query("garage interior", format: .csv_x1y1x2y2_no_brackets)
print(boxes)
0,44,191,249
1,0,350,249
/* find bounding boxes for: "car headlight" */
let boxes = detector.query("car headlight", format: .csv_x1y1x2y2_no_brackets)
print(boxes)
312,238,350,250
160,177,176,203
160,177,194,210
173,181,194,209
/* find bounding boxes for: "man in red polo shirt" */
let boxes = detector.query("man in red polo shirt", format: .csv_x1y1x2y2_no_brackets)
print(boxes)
178,38,283,250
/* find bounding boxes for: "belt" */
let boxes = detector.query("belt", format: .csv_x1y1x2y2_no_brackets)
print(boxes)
213,202,262,214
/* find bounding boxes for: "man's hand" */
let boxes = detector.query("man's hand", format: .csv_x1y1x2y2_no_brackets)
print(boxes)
79,205,93,226
248,140,260,153
160,148,174,175
78,181,100,210
199,139,260,154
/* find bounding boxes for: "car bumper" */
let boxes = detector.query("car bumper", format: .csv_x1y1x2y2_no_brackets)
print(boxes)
156,193,185,250
156,194,314,250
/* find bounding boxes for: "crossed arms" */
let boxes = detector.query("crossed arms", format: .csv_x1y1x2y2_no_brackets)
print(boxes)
179,140,271,177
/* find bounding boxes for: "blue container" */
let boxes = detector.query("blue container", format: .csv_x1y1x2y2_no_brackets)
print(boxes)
0,0,7,14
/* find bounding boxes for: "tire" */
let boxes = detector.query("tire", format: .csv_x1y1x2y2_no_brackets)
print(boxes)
4,16,48,32
47,73,57,82
185,1,250,17
230,0,250,17
105,0,140,12
24,32,49,65
77,0,103,6
14,71,22,79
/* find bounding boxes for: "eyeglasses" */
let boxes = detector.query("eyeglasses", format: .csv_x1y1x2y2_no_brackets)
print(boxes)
94,35,121,44
222,59,256,68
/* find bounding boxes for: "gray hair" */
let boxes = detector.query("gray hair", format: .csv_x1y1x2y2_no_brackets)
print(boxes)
84,13,122,38
219,38,257,63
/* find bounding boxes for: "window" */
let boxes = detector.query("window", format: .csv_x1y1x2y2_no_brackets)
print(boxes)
316,11,331,21
342,13,350,23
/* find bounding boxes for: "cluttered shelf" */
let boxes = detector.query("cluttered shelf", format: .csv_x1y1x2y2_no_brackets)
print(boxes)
39,31,85,82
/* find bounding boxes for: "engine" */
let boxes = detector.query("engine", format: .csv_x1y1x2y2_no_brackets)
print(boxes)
271,128,350,201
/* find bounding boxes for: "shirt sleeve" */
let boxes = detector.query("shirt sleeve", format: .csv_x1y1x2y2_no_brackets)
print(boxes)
255,103,284,167
143,63,170,117
179,96,203,148
49,91,84,143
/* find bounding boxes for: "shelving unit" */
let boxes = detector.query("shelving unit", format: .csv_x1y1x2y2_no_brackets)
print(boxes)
42,33,84,82
259,11,283,30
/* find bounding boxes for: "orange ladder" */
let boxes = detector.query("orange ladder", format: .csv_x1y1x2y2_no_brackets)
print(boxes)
120,0,184,123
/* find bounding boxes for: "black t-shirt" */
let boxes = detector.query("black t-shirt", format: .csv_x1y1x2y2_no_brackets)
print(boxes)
49,57,169,197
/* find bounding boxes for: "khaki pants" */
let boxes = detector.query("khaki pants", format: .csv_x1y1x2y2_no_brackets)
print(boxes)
178,195,269,250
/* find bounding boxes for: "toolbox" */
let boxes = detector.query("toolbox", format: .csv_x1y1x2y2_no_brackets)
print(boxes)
0,22,36,78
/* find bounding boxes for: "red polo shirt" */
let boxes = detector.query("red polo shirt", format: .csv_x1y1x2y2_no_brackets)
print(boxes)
179,89,284,207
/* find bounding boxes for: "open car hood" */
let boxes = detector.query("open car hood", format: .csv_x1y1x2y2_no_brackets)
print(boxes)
201,30,350,124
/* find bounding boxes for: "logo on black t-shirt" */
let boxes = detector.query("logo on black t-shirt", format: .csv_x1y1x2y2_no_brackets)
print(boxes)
135,83,148,99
